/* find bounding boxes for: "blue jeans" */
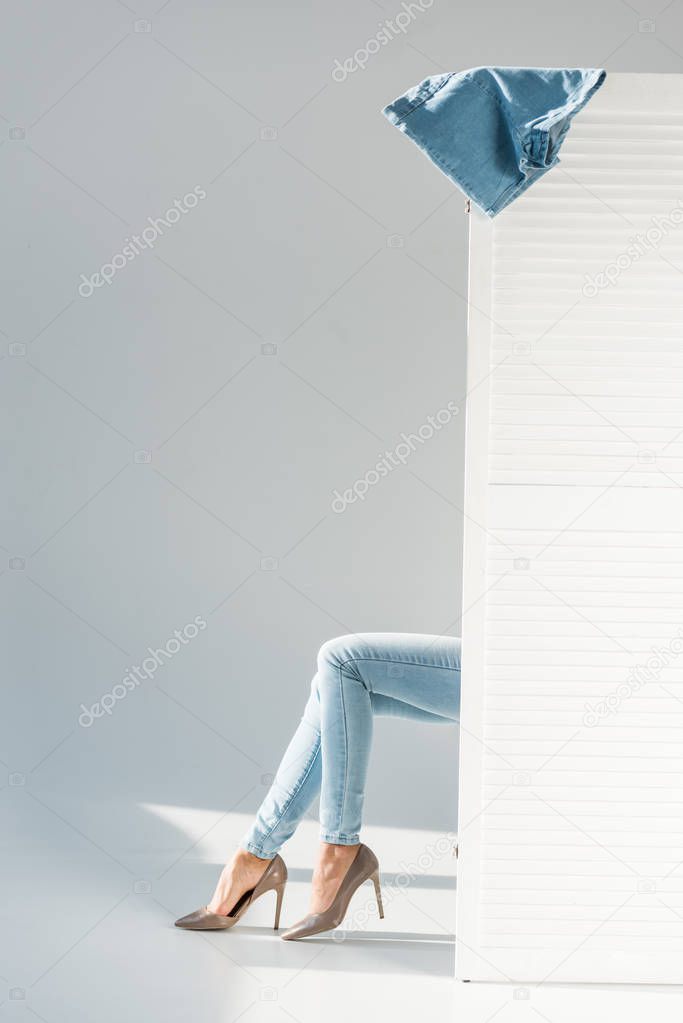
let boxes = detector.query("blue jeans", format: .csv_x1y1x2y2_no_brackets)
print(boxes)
241,633,461,857
383,67,606,216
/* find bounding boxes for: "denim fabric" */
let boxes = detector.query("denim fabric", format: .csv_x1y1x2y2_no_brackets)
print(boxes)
241,633,461,856
383,67,606,216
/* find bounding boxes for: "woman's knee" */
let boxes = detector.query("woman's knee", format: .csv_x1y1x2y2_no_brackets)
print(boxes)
317,634,361,672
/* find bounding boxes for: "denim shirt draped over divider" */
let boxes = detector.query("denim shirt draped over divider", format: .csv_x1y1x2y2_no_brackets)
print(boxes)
383,67,606,216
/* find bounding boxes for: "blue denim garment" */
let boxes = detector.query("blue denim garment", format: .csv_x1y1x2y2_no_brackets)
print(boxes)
383,67,606,216
241,633,460,855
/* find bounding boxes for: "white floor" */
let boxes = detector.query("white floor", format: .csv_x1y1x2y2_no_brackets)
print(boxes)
6,802,683,1023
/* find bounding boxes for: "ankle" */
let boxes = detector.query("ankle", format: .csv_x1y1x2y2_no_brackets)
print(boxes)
234,848,272,869
317,842,359,865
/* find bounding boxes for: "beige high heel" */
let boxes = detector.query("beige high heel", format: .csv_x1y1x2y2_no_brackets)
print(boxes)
281,844,383,940
175,854,288,931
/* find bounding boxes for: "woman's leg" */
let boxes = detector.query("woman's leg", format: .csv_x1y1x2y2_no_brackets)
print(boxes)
302,632,460,915
240,632,460,856
316,632,460,845
240,685,323,857
209,632,460,914
207,686,324,913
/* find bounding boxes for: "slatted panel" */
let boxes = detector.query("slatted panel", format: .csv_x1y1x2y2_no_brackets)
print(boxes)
456,74,683,984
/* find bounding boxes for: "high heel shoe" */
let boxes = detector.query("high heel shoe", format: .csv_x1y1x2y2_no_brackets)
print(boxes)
175,854,287,931
280,844,383,940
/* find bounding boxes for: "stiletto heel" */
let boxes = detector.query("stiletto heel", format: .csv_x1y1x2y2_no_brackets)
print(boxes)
281,844,382,940
370,869,384,920
175,854,288,931
273,881,286,930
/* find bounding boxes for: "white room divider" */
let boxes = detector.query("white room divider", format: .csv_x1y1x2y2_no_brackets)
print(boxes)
456,73,683,984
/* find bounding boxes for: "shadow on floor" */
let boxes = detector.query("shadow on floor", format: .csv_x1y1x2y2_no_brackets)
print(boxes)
167,914,456,976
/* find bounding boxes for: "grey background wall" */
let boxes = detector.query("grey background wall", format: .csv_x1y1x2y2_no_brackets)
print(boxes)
5,0,683,876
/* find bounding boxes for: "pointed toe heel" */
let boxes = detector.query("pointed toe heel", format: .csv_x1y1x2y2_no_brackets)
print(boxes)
175,854,288,932
281,844,384,940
